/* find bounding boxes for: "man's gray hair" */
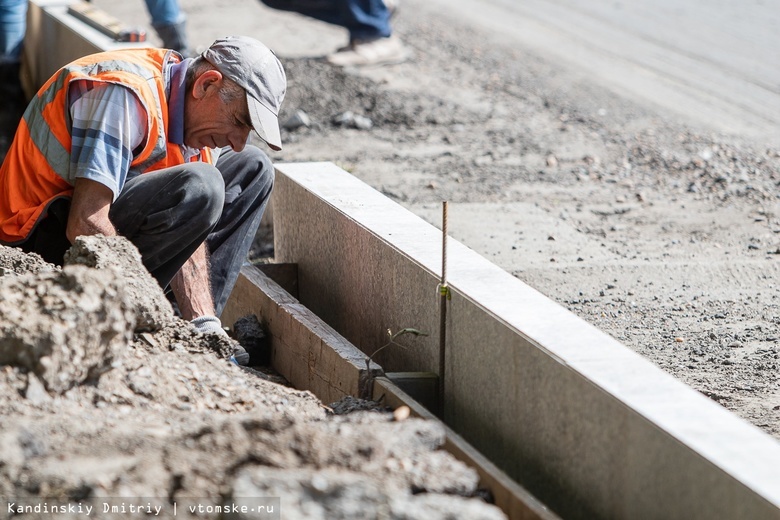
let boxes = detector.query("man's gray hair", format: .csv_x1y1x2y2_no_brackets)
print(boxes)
185,56,244,103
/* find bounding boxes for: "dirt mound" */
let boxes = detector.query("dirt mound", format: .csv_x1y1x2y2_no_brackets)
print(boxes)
0,246,57,276
280,58,484,135
0,238,505,519
0,266,134,394
64,235,175,332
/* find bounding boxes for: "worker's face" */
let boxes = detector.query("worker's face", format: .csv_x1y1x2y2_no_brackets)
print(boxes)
184,70,253,152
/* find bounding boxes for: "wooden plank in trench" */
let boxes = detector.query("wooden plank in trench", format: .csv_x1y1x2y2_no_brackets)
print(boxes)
223,265,559,520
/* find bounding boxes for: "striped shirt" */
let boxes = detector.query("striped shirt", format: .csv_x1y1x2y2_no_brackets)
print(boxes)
66,57,208,201
68,79,147,200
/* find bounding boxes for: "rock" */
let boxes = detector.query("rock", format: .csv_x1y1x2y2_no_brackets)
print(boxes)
352,114,374,130
232,459,491,519
332,111,373,130
0,429,26,481
390,493,507,520
332,111,355,126
283,109,311,130
231,467,390,520
24,373,51,403
0,266,135,393
232,314,269,365
63,235,174,332
0,245,58,277
230,464,501,520
400,450,479,495
393,405,411,421
328,396,388,415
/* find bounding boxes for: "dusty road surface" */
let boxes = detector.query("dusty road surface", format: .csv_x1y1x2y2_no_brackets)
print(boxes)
431,0,780,140
87,0,780,440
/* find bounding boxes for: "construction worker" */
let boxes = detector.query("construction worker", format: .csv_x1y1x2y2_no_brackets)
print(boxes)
0,36,286,360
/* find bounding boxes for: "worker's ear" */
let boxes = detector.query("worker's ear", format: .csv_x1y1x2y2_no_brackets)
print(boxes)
192,69,223,99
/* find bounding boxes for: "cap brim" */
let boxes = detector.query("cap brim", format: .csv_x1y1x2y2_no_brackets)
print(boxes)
247,94,282,151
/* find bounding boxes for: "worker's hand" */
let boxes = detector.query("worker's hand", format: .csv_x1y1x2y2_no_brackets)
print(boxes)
191,315,250,365
191,315,228,337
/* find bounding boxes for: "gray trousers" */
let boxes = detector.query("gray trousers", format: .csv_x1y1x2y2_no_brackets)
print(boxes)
19,145,274,317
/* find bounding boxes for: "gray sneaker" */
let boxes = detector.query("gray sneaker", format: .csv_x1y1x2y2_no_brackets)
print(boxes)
326,35,409,67
332,1,398,54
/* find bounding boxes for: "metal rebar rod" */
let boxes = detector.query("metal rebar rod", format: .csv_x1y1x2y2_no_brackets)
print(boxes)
438,201,449,415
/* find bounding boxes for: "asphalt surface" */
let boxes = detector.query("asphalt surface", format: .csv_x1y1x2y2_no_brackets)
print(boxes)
427,0,780,141
92,0,780,141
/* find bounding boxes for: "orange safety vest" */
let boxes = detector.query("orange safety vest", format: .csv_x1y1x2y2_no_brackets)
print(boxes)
0,47,213,244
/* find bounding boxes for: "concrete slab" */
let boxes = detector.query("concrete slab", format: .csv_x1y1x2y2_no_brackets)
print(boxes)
271,161,780,519
225,265,558,520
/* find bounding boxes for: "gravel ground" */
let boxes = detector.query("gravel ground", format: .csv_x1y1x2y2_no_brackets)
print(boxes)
229,2,780,438
2,0,779,514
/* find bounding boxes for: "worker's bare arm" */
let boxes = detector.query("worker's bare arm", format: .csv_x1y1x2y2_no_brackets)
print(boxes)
170,243,216,321
66,177,117,243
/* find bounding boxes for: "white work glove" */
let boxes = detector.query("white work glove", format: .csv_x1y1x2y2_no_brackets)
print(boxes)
191,315,228,337
191,316,250,365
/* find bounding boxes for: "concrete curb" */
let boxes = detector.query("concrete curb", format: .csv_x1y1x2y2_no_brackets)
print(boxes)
269,161,780,519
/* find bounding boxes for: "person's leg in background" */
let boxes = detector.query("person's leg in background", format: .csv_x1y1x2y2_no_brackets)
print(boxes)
0,0,26,66
0,0,28,158
143,0,191,56
259,0,407,66
326,0,406,66
260,0,344,26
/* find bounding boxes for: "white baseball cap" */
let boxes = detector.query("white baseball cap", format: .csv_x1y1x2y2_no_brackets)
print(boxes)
202,36,287,150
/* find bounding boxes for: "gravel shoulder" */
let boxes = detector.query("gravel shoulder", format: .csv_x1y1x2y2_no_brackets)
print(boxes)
275,1,780,438
90,0,780,438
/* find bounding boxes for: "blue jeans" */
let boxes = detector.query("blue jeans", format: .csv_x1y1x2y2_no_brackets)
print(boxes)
0,0,27,63
143,0,185,27
261,0,391,40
